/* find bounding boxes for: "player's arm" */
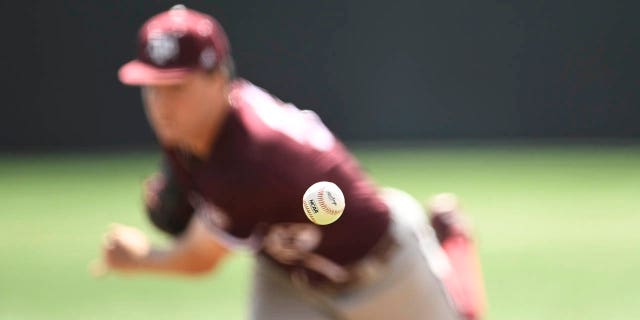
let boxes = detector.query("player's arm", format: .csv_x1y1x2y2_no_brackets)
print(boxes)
102,218,229,276
143,160,194,236
99,159,230,276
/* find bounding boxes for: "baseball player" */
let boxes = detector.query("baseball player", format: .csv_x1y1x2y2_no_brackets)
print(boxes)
99,5,485,320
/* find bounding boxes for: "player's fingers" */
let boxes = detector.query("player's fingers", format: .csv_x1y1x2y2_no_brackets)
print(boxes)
88,259,110,278
106,223,134,244
103,227,122,248
102,230,116,252
102,226,132,260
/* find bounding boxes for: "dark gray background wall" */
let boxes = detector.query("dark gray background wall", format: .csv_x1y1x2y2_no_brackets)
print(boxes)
1,0,638,150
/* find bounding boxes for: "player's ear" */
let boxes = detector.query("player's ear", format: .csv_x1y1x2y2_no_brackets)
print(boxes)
203,67,226,84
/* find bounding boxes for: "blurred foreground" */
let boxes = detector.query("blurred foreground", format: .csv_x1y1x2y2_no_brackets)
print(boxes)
1,145,639,320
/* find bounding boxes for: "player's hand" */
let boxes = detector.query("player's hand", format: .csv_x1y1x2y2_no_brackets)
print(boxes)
101,223,151,273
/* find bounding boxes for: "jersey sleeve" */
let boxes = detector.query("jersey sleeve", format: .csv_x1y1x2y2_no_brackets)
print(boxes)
146,158,195,237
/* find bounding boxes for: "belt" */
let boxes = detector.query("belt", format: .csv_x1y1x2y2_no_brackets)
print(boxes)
293,226,399,293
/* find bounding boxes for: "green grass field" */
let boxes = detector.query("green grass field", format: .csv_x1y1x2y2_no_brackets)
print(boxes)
2,145,639,320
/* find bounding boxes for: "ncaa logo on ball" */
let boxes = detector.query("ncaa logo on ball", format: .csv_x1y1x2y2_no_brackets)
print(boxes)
302,181,345,225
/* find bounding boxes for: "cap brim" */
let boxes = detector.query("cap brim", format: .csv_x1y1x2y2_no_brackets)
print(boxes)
118,60,193,86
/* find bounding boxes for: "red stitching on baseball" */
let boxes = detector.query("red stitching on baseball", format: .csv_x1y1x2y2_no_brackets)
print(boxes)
303,200,317,223
316,187,342,215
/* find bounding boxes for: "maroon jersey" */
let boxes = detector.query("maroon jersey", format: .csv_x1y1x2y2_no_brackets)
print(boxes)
161,80,390,268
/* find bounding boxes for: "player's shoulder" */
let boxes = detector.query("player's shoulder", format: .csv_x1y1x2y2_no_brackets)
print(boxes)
228,79,282,112
229,79,336,152
227,79,283,143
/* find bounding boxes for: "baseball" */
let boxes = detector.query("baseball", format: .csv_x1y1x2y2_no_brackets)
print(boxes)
302,181,346,225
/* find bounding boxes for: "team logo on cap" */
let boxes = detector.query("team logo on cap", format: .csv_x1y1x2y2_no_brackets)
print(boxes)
199,47,217,70
146,32,179,66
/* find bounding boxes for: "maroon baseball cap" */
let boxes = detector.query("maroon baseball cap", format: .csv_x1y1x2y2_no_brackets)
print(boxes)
119,5,230,86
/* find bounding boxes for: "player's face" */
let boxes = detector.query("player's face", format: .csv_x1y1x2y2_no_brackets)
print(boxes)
141,71,227,150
